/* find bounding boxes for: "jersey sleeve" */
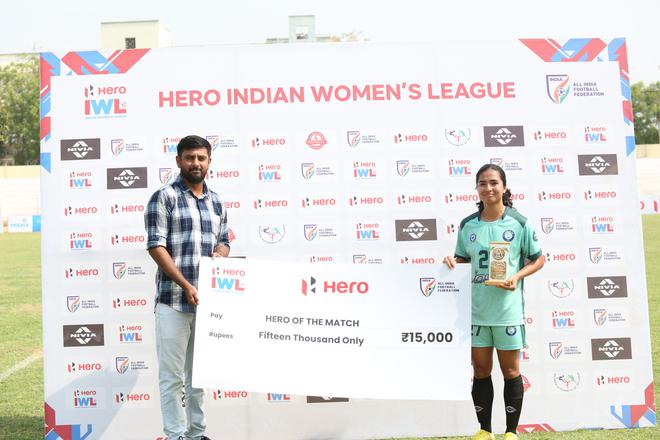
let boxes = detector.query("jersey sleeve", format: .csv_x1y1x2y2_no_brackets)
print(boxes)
522,221,542,261
454,228,470,261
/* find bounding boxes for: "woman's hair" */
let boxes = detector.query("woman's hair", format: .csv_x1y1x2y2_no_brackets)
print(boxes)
475,163,513,212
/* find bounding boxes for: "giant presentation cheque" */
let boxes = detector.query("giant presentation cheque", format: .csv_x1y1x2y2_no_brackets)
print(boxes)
193,257,471,400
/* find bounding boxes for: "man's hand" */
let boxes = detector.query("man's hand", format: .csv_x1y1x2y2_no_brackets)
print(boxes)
184,285,200,305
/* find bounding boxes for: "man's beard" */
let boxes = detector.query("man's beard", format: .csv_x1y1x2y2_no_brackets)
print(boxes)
181,168,205,184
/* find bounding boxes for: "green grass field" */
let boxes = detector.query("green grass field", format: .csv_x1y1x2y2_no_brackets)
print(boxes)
0,217,658,440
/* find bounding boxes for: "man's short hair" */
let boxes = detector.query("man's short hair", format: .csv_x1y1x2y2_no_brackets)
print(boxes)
176,135,212,157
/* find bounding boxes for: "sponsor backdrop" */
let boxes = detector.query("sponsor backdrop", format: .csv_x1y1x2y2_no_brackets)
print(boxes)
40,39,655,439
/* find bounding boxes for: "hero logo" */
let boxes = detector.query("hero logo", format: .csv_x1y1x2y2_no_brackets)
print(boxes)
591,216,615,234
533,129,567,141
110,233,146,246
84,85,127,117
584,126,607,143
309,256,334,263
400,256,437,265
596,375,631,386
258,164,282,182
115,392,151,403
107,167,148,189
206,169,240,180
112,297,148,309
541,157,565,174
252,137,286,148
61,139,101,161
67,362,103,373
211,267,245,292
162,137,182,154
213,390,248,400
545,251,577,262
253,198,288,209
305,132,327,150
69,171,94,189
583,190,617,200
110,203,145,215
393,132,428,143
538,191,572,201
64,206,98,217
301,197,336,208
64,266,101,280
397,193,432,205
69,232,94,250
301,276,369,296
225,200,241,209
73,389,98,408
349,195,384,206
355,223,380,241
118,325,143,344
448,159,472,176
353,161,377,179
444,192,479,204
551,310,576,329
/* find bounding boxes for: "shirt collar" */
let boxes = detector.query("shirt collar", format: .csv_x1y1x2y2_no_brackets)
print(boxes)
173,175,209,199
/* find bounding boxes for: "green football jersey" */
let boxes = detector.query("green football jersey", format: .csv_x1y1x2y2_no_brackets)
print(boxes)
454,207,542,326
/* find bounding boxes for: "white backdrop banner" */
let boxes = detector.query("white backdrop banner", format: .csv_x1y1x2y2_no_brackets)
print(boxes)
40,38,655,440
193,257,472,400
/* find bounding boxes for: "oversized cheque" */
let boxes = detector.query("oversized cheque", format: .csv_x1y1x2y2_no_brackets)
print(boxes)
193,257,471,400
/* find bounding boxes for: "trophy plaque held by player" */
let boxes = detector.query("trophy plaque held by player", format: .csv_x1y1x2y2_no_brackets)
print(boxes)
484,241,510,287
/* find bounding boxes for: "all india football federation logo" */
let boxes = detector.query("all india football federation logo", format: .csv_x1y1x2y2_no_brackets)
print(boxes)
159,168,176,184
589,247,603,264
301,163,316,180
113,262,127,279
541,218,555,234
419,277,437,297
304,224,319,241
549,342,563,359
116,356,129,374
396,160,411,177
111,139,125,156
593,308,608,326
546,75,571,104
67,296,81,313
347,131,361,147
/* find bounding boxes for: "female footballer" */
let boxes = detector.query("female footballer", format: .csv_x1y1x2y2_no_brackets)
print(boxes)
443,164,545,440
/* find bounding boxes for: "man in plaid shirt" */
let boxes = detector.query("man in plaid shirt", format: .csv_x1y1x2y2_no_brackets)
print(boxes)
145,135,230,440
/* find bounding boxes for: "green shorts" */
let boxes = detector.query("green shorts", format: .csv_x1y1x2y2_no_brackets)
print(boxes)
471,325,526,350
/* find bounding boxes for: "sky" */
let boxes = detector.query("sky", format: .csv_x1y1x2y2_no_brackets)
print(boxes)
2,0,660,84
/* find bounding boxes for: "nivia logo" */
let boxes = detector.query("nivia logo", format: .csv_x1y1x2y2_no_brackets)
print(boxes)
483,126,525,147
61,139,101,161
587,276,628,298
578,154,618,175
395,219,438,241
107,167,148,189
63,324,104,347
591,338,632,360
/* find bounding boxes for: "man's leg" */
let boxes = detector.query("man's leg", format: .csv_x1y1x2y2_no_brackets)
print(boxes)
156,303,192,439
184,312,207,440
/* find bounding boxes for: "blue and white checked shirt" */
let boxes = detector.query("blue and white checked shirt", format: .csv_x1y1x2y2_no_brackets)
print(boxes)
145,175,229,313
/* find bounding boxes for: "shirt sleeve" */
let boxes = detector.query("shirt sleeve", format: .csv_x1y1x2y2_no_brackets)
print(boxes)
523,221,542,261
214,198,230,250
454,228,470,261
145,189,169,249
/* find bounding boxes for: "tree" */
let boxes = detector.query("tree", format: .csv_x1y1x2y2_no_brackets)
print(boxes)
0,56,40,164
632,81,660,145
